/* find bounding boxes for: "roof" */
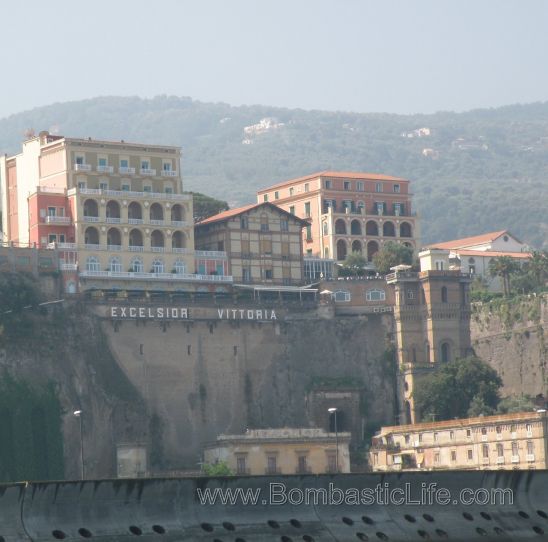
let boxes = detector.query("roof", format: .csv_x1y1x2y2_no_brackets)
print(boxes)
257,170,407,193
454,249,532,259
427,230,517,250
195,202,309,226
378,410,545,435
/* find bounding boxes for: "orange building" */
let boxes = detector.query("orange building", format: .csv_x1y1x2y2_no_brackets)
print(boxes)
257,171,419,264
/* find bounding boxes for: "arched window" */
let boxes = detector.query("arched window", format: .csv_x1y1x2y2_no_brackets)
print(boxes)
86,256,100,272
357,201,365,214
130,257,143,273
324,246,330,258
260,214,269,232
174,260,186,274
366,289,386,301
171,204,185,223
84,226,99,245
128,201,143,221
441,286,448,303
151,259,164,273
106,200,120,220
350,220,362,235
150,202,164,222
333,290,351,302
336,239,347,261
83,199,98,218
351,240,362,254
129,229,143,249
172,231,186,250
107,227,121,248
151,230,165,250
335,219,346,235
109,256,122,272
383,221,395,237
441,342,450,363
400,222,412,238
366,220,379,236
367,240,379,262
468,257,475,264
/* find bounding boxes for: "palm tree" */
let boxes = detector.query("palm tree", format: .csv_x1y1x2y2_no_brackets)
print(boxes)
526,251,548,289
488,256,519,296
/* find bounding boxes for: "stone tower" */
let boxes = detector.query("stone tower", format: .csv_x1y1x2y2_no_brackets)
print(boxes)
387,249,472,423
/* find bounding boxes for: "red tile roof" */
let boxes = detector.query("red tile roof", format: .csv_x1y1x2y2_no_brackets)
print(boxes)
427,230,512,250
454,249,531,259
257,170,407,193
195,202,308,226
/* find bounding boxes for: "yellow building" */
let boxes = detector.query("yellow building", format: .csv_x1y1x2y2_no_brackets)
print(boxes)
195,202,307,286
370,411,548,472
204,428,351,475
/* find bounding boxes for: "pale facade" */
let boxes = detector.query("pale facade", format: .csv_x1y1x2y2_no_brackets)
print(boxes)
1,131,230,292
204,428,351,475
370,411,548,472
257,171,419,263
195,203,306,285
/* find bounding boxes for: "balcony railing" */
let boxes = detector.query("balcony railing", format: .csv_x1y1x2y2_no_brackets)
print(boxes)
84,243,103,251
79,270,233,282
128,246,145,252
161,170,178,177
69,187,191,201
97,165,114,173
119,166,135,175
150,219,165,226
48,242,77,250
195,250,227,258
151,246,166,253
45,216,71,224
74,163,92,171
140,168,156,176
107,245,122,251
128,218,144,224
60,263,78,271
106,217,121,224
171,220,187,227
83,216,100,223
173,247,193,254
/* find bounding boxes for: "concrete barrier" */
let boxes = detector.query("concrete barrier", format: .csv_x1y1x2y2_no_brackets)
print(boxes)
1,471,547,541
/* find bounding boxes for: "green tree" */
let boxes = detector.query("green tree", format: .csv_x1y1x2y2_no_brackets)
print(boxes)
413,356,502,421
497,394,536,414
341,251,367,276
525,251,548,290
190,192,229,222
202,461,234,476
372,242,414,275
488,256,519,296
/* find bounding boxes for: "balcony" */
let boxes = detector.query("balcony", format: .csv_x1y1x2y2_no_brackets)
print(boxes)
173,247,193,254
106,217,121,224
45,216,71,224
74,163,92,171
150,220,165,226
79,270,233,282
128,246,145,252
97,165,114,173
83,216,100,223
69,187,190,201
527,454,535,462
151,247,166,253
195,250,227,258
60,263,77,271
107,245,122,251
119,167,135,175
171,221,188,227
84,243,104,251
511,455,520,463
161,170,178,177
48,242,77,250
140,168,157,176
128,218,144,225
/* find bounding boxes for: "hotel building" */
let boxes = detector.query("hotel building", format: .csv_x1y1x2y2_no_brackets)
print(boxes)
195,202,307,286
0,131,230,293
370,411,548,472
204,428,351,475
256,172,419,270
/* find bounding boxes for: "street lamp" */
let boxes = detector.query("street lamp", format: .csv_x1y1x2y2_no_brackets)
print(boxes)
73,410,84,480
328,407,339,473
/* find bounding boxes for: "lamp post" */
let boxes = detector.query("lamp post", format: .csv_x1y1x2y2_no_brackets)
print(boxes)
73,410,84,480
328,407,339,473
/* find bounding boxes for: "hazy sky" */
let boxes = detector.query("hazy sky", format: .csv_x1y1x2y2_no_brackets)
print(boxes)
1,0,547,118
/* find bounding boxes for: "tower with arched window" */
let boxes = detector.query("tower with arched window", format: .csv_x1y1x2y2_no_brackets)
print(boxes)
387,248,473,423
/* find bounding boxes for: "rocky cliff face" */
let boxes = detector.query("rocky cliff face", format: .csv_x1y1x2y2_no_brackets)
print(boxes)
470,294,548,397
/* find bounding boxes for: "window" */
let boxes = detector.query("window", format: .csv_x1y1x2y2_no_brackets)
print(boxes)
376,202,385,215
333,290,351,302
512,442,519,456
357,181,364,191
141,160,150,170
469,265,476,274
242,268,251,282
418,433,423,443
482,444,489,458
261,238,272,254
122,184,130,191
304,202,311,217
163,162,172,171
78,181,86,189
324,179,332,189
289,206,295,215
441,286,448,303
434,452,440,464
466,429,472,438
165,187,173,194
404,435,410,445
451,451,457,462
263,194,269,202
98,157,107,167
407,290,415,300
344,181,351,191
152,259,164,273
481,427,487,436
322,222,328,235
86,256,100,272
240,216,248,229
260,214,269,231
120,159,129,168
174,260,186,274
366,289,386,301
267,455,278,474
467,449,473,460
280,219,289,232
304,183,309,192
327,453,337,473
236,455,248,475
143,185,152,193
526,423,532,436
281,241,290,259
297,454,308,473
497,443,504,457
48,234,57,243
274,191,279,200
264,269,273,280
527,441,534,455
394,203,403,216
305,224,312,241
130,257,143,273
393,184,400,193
375,182,382,193
99,181,108,190
47,206,56,217
109,256,122,273
435,260,445,271
434,432,438,442
75,155,84,165
289,187,294,196
450,431,454,440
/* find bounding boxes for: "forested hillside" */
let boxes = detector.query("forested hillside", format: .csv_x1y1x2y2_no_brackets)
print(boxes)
1,96,547,247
